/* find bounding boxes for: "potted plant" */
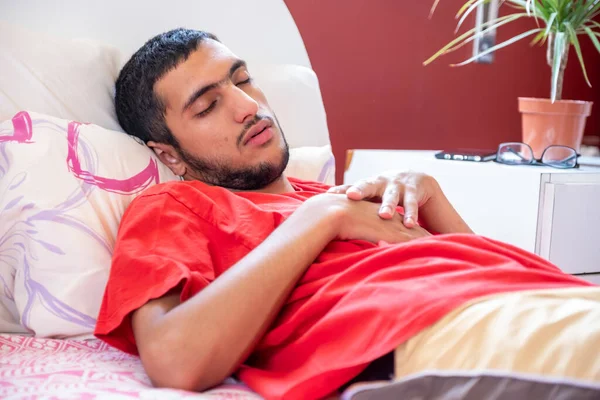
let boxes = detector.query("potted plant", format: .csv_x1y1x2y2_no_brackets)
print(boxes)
425,0,598,158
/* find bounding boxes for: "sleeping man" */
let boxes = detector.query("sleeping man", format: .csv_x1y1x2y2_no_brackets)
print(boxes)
94,28,600,399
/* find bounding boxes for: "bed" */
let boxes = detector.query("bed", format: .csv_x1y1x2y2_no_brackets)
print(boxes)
1,1,600,399
0,334,261,398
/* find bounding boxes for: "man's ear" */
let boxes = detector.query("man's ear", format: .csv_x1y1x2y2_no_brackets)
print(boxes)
147,141,187,177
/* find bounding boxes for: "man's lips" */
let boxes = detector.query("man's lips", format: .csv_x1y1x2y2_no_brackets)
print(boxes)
242,119,272,145
246,127,273,146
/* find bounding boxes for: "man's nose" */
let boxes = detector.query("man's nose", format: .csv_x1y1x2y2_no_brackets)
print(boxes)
231,86,259,124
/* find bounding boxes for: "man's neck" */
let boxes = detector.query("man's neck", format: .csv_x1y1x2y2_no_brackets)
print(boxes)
240,174,294,194
184,172,295,194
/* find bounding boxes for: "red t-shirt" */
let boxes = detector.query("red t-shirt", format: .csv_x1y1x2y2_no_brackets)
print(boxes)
95,177,592,399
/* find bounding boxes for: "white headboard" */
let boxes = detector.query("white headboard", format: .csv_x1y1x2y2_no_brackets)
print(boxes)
0,0,311,68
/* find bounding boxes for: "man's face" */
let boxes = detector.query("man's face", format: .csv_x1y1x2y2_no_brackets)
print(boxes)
153,39,289,190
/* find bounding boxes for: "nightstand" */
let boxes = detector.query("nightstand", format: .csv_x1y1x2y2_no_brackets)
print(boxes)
344,150,600,284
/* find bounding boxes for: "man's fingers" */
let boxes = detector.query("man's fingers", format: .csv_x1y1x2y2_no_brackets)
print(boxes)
346,178,385,201
379,185,402,220
327,185,351,194
402,188,419,228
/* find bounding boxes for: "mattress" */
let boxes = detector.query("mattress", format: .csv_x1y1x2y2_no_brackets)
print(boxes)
0,334,262,399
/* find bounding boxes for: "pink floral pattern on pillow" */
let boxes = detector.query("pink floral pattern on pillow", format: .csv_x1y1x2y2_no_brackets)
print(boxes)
0,111,33,144
0,111,177,337
67,119,160,194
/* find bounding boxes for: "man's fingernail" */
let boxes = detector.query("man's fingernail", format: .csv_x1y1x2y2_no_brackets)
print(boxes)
405,217,414,226
380,206,392,215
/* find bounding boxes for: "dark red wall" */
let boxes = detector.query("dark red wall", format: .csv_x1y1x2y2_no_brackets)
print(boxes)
285,0,600,183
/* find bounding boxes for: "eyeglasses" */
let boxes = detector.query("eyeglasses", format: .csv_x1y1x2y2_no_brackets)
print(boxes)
495,142,580,169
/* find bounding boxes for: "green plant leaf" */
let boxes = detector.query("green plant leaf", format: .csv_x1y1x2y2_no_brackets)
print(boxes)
457,0,485,19
508,0,530,9
570,0,596,28
510,0,550,19
587,0,600,18
531,30,547,45
565,22,592,87
550,32,567,102
505,1,528,11
586,20,600,30
424,13,527,65
561,0,572,16
533,1,541,25
545,12,558,35
456,0,490,33
515,0,545,17
429,0,442,18
451,28,544,66
525,0,532,15
584,26,600,54
427,0,598,99
540,0,558,9
449,13,533,53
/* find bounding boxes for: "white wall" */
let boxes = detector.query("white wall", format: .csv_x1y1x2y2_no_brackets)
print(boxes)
0,0,311,68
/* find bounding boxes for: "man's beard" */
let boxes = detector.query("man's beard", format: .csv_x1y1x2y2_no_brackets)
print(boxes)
175,119,290,191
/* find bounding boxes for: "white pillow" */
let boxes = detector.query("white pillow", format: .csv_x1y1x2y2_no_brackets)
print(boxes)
0,111,178,337
286,146,336,186
0,22,122,132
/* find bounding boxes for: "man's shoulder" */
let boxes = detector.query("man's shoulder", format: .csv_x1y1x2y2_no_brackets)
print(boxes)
123,181,218,218
135,180,223,202
127,180,233,223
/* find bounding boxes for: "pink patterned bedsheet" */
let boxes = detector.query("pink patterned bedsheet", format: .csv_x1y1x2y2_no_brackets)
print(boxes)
0,334,262,399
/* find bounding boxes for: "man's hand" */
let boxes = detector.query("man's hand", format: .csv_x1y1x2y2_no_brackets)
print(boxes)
327,171,439,228
303,193,431,245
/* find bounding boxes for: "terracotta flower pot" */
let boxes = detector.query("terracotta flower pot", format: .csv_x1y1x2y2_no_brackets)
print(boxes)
519,97,593,159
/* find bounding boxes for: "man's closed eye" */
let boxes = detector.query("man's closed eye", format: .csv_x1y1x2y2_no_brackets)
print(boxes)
236,77,252,86
196,100,217,117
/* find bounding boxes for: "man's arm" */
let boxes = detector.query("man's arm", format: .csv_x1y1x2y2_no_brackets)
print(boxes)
417,177,473,234
328,172,473,234
131,193,423,392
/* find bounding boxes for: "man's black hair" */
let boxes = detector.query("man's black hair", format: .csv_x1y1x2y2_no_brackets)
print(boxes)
115,28,219,146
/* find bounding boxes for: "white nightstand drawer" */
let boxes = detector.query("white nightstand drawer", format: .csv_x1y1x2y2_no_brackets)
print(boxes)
539,183,600,274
